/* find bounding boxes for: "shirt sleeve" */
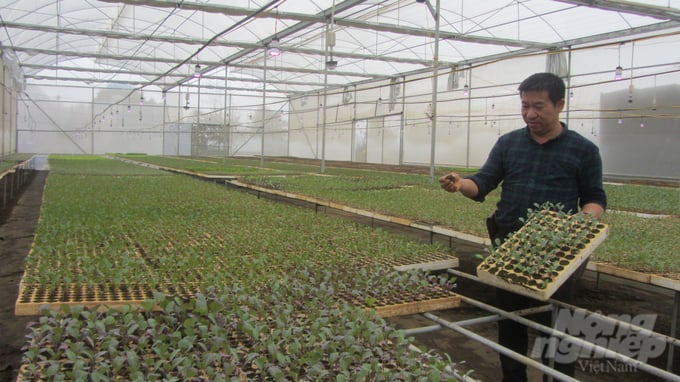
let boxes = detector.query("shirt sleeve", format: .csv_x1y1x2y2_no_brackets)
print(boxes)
578,145,607,210
467,137,506,202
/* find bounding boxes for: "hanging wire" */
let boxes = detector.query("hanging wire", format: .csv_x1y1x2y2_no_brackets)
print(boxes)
628,42,635,103
148,0,284,89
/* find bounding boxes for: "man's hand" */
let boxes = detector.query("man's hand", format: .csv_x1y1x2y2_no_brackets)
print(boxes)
439,173,463,193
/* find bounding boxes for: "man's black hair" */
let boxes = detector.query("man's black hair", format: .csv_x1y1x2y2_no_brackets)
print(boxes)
518,72,566,105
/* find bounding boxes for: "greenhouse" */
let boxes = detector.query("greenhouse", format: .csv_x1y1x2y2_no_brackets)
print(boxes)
1,0,679,381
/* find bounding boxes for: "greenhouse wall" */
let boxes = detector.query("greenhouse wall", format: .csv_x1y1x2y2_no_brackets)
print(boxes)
600,84,680,180
1,53,20,157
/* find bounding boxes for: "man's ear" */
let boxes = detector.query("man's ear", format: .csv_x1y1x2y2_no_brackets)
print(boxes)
556,98,566,112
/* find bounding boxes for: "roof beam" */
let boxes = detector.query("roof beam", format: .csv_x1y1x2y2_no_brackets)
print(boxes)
384,20,680,85
0,21,438,67
333,18,550,50
3,45,389,79
23,74,293,94
95,0,552,49
19,63,330,88
555,0,680,22
555,20,680,47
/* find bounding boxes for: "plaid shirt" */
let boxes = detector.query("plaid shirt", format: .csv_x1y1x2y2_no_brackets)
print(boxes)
468,123,607,230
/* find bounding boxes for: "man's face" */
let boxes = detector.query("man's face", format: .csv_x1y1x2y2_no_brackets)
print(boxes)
520,90,565,137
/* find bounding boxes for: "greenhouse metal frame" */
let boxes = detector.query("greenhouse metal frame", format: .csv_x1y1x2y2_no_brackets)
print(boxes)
2,1,680,381
0,0,679,179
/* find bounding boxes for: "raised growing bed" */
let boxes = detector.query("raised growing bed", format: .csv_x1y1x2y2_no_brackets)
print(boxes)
114,155,680,288
476,204,609,300
16,155,464,380
232,161,678,279
17,270,460,381
17,156,460,316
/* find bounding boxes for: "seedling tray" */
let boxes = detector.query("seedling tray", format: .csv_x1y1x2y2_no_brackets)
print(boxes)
371,294,461,317
336,285,461,318
476,211,608,301
14,281,201,315
16,281,460,317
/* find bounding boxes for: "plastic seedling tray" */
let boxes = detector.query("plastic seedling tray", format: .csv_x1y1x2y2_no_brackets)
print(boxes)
476,210,608,301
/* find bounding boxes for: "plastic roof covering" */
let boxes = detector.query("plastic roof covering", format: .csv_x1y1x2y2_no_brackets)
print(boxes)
2,0,680,97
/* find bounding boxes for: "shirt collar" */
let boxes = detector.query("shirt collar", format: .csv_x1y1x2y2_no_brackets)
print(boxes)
523,122,568,144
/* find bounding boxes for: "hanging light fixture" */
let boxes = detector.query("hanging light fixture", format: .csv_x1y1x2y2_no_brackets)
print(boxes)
268,37,281,57
614,66,623,80
462,69,470,96
184,92,190,110
326,59,338,70
628,83,634,104
139,89,144,105
614,43,624,80
326,30,338,70
193,63,201,78
425,103,433,120
326,7,338,70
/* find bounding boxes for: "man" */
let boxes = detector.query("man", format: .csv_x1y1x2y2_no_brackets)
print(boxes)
440,72,606,382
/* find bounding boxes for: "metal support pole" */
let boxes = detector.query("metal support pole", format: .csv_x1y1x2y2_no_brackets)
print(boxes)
448,268,680,349
452,293,680,381
261,50,267,167
224,65,230,157
565,47,573,127
464,68,472,168
162,90,166,155
424,311,580,382
11,88,16,155
399,76,406,166
1,64,5,158
428,0,441,180
403,305,552,336
447,269,680,382
197,76,202,156
351,86,357,162
91,87,95,154
321,23,330,174
177,86,181,156
544,304,560,382
667,290,680,376
548,297,680,349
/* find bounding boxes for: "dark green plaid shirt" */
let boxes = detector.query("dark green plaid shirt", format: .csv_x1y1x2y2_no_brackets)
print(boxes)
469,123,607,230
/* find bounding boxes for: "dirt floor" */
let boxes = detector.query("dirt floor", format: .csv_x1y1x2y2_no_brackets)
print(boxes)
1,167,678,382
